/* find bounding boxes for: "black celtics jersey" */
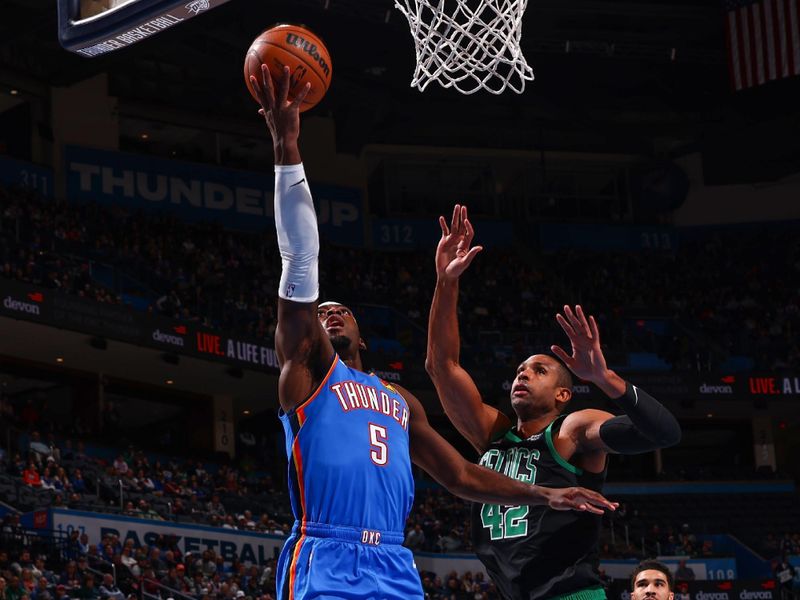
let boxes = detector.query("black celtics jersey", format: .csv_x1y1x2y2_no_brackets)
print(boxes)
470,415,606,600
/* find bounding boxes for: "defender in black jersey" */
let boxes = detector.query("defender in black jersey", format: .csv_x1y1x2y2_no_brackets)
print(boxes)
426,206,682,600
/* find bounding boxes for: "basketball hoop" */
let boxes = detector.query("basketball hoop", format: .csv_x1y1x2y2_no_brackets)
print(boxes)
394,0,534,94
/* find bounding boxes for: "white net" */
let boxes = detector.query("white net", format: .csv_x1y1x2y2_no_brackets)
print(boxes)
394,0,534,95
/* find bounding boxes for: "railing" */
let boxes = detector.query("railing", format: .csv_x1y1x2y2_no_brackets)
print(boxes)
0,527,70,561
141,579,197,600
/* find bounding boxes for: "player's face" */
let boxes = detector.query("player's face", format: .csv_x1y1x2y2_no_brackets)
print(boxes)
317,303,363,353
631,570,674,600
510,354,571,416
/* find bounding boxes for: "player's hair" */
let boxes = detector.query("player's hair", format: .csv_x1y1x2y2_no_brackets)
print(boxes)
545,352,574,392
630,560,674,592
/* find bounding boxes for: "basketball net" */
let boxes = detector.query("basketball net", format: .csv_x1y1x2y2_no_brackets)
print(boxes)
394,0,534,94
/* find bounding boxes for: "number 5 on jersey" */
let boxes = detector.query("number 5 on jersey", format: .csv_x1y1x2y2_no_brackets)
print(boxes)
369,423,388,466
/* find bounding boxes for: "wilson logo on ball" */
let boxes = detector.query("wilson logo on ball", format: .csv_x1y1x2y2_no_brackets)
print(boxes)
285,33,331,78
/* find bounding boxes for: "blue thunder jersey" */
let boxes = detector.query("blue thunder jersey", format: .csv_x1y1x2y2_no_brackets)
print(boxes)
277,354,421,600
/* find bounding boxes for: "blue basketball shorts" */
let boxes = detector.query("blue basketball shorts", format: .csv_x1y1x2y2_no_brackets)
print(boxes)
276,521,423,600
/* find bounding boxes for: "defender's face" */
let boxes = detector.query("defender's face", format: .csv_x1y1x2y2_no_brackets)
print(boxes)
510,354,570,413
631,570,674,600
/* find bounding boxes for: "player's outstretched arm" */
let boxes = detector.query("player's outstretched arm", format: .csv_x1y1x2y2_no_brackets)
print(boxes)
403,386,616,513
552,305,682,455
251,64,334,412
426,205,510,454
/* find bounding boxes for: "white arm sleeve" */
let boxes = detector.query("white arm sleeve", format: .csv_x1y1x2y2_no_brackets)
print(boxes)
274,163,319,302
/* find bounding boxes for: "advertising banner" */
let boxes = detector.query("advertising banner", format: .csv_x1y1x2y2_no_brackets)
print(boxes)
0,155,54,198
493,369,800,401
64,146,364,246
601,558,737,581
539,224,678,252
607,578,778,600
48,509,285,566
372,218,514,250
0,278,280,374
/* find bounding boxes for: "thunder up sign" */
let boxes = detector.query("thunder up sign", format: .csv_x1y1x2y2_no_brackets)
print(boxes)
64,146,364,246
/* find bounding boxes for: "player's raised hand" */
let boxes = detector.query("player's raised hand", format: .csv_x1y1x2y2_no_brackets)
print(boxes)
543,486,618,515
436,204,483,281
250,64,311,147
551,305,610,383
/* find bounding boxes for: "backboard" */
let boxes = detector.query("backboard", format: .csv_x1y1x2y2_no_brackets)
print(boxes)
57,0,234,57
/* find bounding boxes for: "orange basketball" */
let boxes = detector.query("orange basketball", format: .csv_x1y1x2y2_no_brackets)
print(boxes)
244,24,332,113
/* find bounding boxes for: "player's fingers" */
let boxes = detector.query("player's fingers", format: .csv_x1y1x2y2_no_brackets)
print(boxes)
292,82,312,108
260,64,276,109
463,246,483,266
550,345,574,368
277,65,291,106
581,489,617,510
249,74,262,96
439,216,449,237
450,204,460,232
564,305,584,335
575,305,592,337
250,75,267,109
589,315,601,346
464,218,475,244
555,313,577,339
580,503,605,515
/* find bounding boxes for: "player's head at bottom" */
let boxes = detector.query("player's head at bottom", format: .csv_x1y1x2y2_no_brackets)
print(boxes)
509,353,574,419
317,301,366,355
630,560,675,600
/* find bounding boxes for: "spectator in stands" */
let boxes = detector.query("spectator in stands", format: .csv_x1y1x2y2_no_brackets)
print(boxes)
674,560,694,583
112,457,128,476
77,574,97,600
6,576,25,600
53,585,70,600
437,528,463,553
11,551,34,575
160,568,184,592
206,494,227,518
776,559,797,600
31,577,50,600
404,524,425,551
59,563,78,588
33,558,54,584
22,462,41,487
97,574,123,600
19,571,34,595
76,534,90,556
118,549,136,577
70,470,87,495
75,559,91,583
137,500,162,520
0,577,7,600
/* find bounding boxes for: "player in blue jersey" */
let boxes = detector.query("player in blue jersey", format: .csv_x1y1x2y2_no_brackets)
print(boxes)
249,66,618,600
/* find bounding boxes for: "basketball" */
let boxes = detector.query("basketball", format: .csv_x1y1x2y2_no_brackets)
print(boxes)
244,24,332,113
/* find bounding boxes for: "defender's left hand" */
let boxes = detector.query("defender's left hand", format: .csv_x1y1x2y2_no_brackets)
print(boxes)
551,305,609,383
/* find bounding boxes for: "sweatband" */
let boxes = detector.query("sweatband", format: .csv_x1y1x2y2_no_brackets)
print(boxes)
599,382,681,454
274,163,319,303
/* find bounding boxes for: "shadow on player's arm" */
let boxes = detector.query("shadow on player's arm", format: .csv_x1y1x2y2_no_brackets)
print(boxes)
425,205,510,454
398,384,617,514
552,305,682,459
251,62,334,413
